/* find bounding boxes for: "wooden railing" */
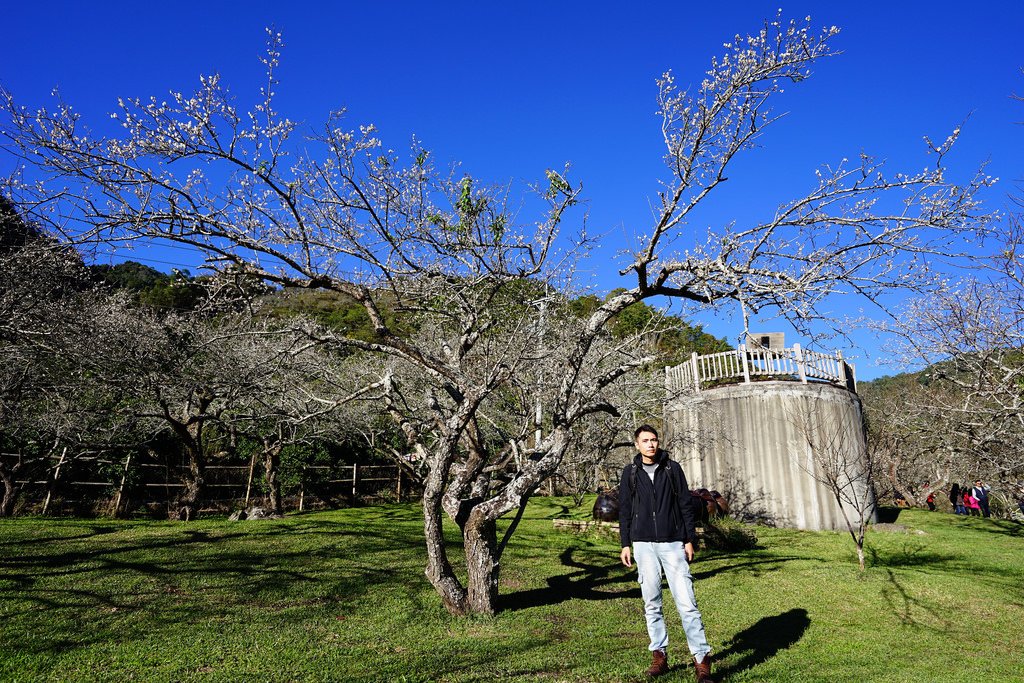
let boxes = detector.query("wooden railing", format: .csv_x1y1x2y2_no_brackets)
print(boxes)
666,344,856,395
7,460,414,514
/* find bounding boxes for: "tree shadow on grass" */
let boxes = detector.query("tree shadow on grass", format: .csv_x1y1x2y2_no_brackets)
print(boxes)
712,608,810,680
693,554,816,581
879,568,951,630
866,542,957,569
926,513,1024,540
0,530,110,550
499,549,810,613
499,547,638,612
0,517,429,655
866,539,1024,603
971,518,1024,539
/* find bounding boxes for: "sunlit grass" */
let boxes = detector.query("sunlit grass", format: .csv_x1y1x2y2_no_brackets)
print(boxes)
1,501,1021,682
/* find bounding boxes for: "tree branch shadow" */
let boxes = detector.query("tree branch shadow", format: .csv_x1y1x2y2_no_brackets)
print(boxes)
499,547,638,612
970,518,1024,539
693,554,818,581
499,549,811,614
879,568,951,630
0,518,428,656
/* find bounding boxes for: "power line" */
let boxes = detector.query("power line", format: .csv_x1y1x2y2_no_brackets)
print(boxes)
88,251,209,271
87,249,292,273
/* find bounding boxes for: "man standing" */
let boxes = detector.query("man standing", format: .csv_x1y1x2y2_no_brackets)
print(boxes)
619,425,713,682
971,480,991,518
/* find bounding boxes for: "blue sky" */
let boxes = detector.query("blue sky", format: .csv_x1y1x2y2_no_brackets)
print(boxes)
3,1,1023,379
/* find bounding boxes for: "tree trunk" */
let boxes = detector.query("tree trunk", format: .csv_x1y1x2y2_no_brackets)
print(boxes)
0,459,23,517
176,446,204,521
423,494,469,615
263,439,283,515
42,447,68,515
0,471,18,517
112,452,133,518
459,439,570,616
165,392,214,521
886,461,920,507
423,427,569,616
464,511,500,616
421,441,469,615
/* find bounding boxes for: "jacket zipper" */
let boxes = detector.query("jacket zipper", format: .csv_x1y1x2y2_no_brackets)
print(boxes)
652,467,659,538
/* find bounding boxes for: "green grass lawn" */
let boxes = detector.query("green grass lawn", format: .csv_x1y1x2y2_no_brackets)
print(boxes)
1,500,1021,682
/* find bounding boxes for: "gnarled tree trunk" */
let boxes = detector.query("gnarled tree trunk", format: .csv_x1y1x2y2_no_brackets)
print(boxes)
263,439,283,515
0,463,20,517
423,428,570,617
464,512,500,616
163,391,214,521
176,447,205,521
421,437,470,615
423,496,468,615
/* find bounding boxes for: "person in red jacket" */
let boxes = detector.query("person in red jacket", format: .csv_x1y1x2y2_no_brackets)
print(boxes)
964,490,981,516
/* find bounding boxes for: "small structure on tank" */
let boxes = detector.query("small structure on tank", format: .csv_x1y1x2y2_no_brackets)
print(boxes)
747,332,785,352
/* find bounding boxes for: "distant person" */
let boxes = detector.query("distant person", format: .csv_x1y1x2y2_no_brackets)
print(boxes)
926,492,936,511
619,424,714,682
971,480,991,518
964,490,981,517
950,484,965,515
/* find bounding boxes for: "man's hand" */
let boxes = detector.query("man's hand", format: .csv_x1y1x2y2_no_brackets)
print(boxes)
620,546,632,567
684,542,695,562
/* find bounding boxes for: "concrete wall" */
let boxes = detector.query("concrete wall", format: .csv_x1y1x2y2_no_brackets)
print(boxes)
664,380,876,531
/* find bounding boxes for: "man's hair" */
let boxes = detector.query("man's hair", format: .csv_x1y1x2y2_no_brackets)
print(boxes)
634,424,659,440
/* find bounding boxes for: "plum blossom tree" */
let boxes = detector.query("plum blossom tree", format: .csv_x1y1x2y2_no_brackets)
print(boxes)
0,199,152,515
791,404,878,571
875,227,1024,504
224,320,389,515
859,377,958,508
0,16,995,614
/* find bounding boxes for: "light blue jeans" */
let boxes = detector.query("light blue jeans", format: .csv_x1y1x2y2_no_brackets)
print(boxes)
633,541,711,661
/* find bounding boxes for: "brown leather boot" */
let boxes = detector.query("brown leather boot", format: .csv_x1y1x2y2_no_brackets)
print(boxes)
694,654,713,683
646,649,668,677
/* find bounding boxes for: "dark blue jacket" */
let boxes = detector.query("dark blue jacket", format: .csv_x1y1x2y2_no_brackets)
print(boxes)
618,449,697,548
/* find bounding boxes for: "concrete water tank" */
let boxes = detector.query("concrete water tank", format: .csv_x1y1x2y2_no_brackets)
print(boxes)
663,345,876,531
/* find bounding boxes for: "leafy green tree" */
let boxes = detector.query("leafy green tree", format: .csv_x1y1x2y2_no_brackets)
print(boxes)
91,261,205,311
0,194,44,249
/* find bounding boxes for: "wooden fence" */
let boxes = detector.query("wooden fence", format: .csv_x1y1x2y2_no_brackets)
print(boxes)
666,344,856,395
5,456,415,515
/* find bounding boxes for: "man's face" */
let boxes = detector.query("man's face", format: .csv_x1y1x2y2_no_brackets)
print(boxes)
635,431,659,460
